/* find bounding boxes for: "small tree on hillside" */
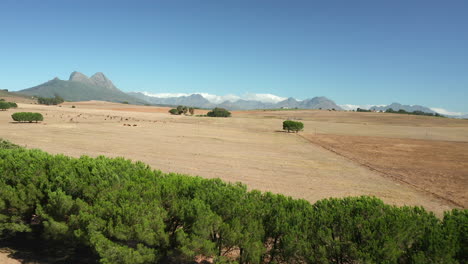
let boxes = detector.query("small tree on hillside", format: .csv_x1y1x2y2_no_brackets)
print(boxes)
283,120,304,133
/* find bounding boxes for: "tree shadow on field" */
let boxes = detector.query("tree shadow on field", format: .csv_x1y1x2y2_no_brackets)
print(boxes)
8,122,42,124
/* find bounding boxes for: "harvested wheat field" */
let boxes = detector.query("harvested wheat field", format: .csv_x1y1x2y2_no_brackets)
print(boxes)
1,101,467,216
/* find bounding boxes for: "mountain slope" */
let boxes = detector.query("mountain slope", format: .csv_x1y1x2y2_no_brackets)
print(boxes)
371,103,436,113
18,72,146,104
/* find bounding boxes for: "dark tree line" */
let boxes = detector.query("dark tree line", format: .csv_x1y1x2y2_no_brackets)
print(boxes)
0,143,466,264
385,108,444,117
37,95,64,105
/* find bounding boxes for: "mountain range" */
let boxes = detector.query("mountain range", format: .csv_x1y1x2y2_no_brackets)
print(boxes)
130,92,342,110
18,72,147,105
14,71,465,117
370,103,436,114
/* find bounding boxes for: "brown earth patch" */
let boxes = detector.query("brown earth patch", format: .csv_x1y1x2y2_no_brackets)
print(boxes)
302,133,468,208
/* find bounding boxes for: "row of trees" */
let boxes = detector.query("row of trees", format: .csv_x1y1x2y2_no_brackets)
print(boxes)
11,112,43,123
169,105,195,115
356,107,372,112
0,99,18,110
0,144,465,264
385,108,444,117
37,95,64,105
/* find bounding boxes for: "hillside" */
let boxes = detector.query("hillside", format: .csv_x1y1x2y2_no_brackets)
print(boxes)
0,89,36,104
18,72,147,105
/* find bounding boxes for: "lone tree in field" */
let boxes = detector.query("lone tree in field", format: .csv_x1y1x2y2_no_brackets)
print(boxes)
207,107,231,117
283,120,304,133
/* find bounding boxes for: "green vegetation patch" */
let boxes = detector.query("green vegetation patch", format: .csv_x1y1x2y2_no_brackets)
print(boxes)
0,101,17,110
283,120,304,133
11,112,44,123
0,146,466,263
37,95,64,105
168,105,195,115
207,107,231,117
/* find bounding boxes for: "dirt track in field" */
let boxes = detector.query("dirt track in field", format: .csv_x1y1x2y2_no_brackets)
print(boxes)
1,101,467,216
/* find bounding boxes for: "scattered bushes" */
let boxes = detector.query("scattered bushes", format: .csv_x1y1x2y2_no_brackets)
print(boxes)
11,112,43,123
207,107,231,117
168,105,195,115
0,144,465,264
37,95,64,105
283,120,304,133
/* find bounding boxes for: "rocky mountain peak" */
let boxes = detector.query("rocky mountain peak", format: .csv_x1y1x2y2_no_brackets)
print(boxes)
69,71,91,83
90,72,117,90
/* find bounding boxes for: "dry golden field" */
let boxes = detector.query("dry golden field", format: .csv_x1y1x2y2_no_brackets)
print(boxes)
1,100,467,216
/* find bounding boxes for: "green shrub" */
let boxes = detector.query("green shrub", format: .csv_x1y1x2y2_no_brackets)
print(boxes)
11,112,43,123
283,120,304,133
7,102,18,108
207,107,231,117
169,108,180,115
0,101,10,111
71,105,76,108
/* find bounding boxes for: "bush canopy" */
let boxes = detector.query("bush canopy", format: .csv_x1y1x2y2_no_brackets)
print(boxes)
0,101,10,110
207,107,231,117
11,112,43,123
0,143,465,264
283,120,304,133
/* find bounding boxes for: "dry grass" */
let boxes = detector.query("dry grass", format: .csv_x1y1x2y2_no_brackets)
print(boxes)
1,101,467,216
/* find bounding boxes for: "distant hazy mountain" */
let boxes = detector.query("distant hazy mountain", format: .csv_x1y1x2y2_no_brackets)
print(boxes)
370,103,436,114
129,92,215,108
131,92,342,110
18,72,146,104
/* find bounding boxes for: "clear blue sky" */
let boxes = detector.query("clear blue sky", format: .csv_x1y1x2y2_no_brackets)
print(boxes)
1,0,467,112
